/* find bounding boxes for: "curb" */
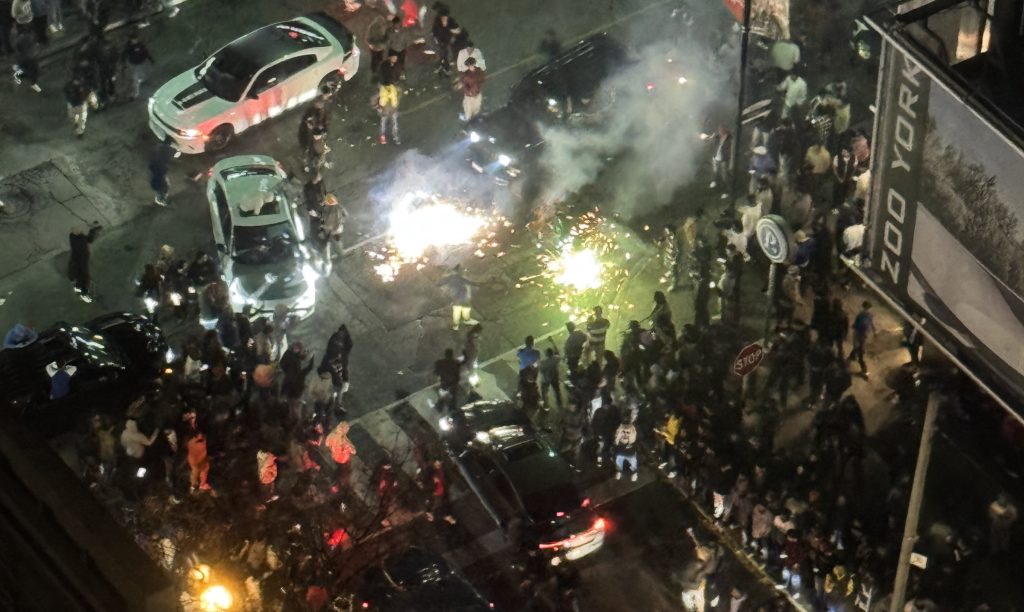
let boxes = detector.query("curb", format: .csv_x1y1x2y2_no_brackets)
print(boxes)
39,0,192,65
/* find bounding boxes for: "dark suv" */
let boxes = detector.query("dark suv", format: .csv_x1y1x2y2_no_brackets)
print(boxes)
465,34,628,193
441,401,605,562
0,313,168,435
355,548,493,611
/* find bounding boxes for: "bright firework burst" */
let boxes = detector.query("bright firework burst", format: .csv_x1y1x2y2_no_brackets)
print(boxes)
369,192,506,282
518,209,633,320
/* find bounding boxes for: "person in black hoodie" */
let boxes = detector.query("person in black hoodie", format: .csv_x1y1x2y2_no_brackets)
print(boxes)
68,223,101,301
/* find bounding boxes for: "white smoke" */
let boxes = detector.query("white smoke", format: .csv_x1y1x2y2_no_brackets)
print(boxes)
537,37,735,217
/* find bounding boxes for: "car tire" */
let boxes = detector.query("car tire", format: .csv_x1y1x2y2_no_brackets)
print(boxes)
319,71,343,96
206,124,233,151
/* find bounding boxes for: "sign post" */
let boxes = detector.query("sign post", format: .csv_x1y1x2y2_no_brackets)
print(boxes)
755,215,792,340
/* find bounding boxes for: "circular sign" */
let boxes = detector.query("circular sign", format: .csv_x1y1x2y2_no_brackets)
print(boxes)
732,342,766,377
755,215,790,263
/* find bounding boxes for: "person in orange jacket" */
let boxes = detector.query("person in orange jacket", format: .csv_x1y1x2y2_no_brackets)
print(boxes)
186,430,211,493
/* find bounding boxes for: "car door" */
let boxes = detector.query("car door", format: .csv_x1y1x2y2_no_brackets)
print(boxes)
243,54,318,126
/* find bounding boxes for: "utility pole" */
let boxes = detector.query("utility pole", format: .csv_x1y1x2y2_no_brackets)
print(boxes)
728,0,753,210
890,391,941,612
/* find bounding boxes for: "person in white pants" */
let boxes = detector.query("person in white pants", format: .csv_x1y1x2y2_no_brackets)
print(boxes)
459,56,484,121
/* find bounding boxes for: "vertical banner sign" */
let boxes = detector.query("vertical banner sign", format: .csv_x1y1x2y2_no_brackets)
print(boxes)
723,0,791,40
870,43,930,293
723,0,744,22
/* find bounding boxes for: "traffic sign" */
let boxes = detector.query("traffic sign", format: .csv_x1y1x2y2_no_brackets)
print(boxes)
732,342,765,377
755,215,791,263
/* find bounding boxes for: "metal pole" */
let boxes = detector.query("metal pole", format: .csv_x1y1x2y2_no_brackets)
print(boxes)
890,391,941,612
762,262,777,341
728,0,754,210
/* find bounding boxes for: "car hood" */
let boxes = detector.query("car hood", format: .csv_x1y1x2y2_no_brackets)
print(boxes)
152,70,234,128
231,261,307,301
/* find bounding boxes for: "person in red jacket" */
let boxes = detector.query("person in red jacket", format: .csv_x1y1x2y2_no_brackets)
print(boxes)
459,57,485,121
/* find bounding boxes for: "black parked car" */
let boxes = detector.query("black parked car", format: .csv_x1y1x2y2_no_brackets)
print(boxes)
465,33,628,194
0,313,168,435
440,401,605,563
355,548,493,611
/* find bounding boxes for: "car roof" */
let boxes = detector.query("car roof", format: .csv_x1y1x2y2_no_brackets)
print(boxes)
458,400,531,436
222,17,333,69
511,33,627,104
212,156,290,226
365,548,490,612
501,447,583,519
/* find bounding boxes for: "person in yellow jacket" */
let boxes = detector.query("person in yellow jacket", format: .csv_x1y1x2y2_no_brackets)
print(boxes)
375,83,401,145
655,407,682,478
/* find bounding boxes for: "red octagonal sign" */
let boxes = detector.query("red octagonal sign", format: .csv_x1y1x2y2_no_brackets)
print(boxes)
732,342,765,377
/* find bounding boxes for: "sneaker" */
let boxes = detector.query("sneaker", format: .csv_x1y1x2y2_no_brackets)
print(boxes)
379,134,387,145
168,6,180,17
596,456,603,466
444,515,457,525
709,181,717,189
138,19,150,28
48,24,58,33
667,471,677,478
30,83,41,93
154,196,167,207
657,462,668,470
80,294,93,303
630,472,638,482
614,471,622,480
393,137,401,145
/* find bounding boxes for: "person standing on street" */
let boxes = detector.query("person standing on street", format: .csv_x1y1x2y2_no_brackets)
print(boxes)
375,81,401,145
385,15,413,74
612,412,639,481
847,301,875,379
148,138,174,206
324,323,354,392
455,38,485,72
316,193,347,257
431,4,458,74
280,341,315,424
365,13,389,75
440,263,477,330
304,126,331,174
378,50,403,86
434,347,461,414
563,321,588,373
64,73,92,136
586,305,610,367
539,345,563,411
988,492,1017,554
458,56,484,121
122,30,154,100
12,28,41,92
68,223,101,302
1,0,16,56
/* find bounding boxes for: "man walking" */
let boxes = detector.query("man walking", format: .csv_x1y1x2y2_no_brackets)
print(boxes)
434,347,461,414
68,223,101,302
12,29,41,92
122,30,154,100
316,193,347,256
847,301,875,379
458,56,484,121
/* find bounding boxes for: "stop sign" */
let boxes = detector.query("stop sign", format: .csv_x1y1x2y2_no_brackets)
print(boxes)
732,342,765,377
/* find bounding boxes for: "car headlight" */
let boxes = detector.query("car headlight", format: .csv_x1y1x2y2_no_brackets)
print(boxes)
469,131,481,143
182,128,201,138
497,154,512,167
302,263,319,284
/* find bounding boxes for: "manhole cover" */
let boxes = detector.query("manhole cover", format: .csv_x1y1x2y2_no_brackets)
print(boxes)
0,184,32,220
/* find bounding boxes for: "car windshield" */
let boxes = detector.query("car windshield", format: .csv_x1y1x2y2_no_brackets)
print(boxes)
64,327,126,369
233,222,297,265
196,50,257,102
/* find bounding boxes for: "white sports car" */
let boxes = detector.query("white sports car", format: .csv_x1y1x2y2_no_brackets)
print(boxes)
149,12,359,153
206,155,319,319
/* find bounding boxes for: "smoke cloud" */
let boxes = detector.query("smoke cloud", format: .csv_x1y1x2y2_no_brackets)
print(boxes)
536,35,736,218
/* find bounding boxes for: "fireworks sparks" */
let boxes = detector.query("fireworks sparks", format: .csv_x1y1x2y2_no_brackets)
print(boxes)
519,210,632,319
369,192,505,282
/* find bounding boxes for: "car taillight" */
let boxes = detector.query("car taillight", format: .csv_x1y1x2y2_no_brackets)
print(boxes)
593,517,606,531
